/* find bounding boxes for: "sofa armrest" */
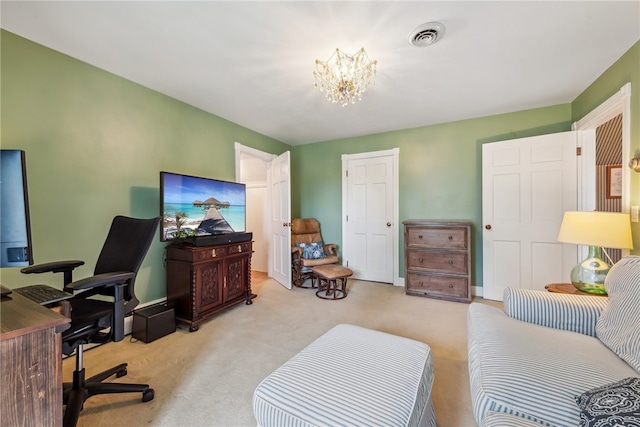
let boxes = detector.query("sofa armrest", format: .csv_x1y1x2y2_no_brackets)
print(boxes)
503,287,609,337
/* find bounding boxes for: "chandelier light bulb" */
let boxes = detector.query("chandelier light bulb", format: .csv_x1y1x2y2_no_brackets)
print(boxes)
314,47,377,106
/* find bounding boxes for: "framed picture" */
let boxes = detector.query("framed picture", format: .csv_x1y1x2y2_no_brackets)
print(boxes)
606,164,622,199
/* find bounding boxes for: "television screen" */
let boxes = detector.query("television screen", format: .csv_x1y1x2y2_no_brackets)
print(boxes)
160,171,246,242
0,150,34,267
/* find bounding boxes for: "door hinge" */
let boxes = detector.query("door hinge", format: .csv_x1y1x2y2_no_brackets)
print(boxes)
346,260,349,267
346,170,348,177
576,147,582,156
346,215,348,222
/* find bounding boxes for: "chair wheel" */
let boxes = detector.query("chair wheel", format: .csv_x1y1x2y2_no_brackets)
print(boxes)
142,388,154,402
116,368,128,378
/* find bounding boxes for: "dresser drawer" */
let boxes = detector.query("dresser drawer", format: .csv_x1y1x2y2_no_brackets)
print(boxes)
406,227,468,250
406,249,468,275
405,272,469,300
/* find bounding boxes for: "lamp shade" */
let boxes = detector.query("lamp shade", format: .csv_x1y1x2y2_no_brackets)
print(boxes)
558,211,633,249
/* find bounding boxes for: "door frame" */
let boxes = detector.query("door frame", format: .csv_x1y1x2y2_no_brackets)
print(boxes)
341,148,401,286
572,82,632,258
234,142,278,274
572,83,631,213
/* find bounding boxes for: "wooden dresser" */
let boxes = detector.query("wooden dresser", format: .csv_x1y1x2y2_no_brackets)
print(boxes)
166,240,253,331
403,220,472,303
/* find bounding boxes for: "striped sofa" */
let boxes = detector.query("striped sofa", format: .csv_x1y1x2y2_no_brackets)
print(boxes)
253,324,436,427
468,256,640,427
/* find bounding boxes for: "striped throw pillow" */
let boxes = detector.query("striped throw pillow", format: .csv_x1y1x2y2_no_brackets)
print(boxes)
596,256,640,373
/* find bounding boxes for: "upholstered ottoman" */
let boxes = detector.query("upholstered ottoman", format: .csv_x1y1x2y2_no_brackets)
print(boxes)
253,324,436,427
312,264,353,300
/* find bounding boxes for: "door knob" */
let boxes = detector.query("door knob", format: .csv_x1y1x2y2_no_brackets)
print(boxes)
485,224,492,230
386,222,392,227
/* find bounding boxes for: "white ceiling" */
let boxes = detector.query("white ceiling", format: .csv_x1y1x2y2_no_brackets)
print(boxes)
2,1,639,146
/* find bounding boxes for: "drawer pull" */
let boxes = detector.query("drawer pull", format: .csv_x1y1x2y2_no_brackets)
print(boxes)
448,235,453,240
448,284,454,288
418,234,423,239
419,281,423,285
448,260,454,264
418,258,424,262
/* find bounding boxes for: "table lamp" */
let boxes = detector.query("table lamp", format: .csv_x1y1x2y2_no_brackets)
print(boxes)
557,211,634,294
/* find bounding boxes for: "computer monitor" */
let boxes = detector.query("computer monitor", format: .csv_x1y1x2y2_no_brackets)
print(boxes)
0,149,34,267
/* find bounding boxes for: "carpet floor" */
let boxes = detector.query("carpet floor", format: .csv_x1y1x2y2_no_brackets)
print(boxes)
66,273,500,427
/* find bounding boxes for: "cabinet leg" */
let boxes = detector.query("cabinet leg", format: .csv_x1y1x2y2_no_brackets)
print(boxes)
189,325,199,332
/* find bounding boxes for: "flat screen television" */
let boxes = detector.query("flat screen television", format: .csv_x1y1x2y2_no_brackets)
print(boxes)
0,149,34,267
160,171,247,243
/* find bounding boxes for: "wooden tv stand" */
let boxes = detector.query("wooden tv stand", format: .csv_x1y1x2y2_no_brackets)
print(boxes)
165,240,253,332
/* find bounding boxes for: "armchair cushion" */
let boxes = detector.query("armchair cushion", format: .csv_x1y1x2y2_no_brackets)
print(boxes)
504,287,608,337
296,242,326,260
596,256,640,373
575,377,640,427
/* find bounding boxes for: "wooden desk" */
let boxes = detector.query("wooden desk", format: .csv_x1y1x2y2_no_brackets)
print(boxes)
1,291,70,427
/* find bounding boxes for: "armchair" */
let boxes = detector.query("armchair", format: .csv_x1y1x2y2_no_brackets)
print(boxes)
20,215,161,427
290,218,339,288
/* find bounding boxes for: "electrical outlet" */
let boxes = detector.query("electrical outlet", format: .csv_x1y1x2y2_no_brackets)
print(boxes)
632,206,639,223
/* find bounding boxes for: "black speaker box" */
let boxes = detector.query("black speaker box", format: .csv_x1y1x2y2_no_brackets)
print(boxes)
132,303,176,343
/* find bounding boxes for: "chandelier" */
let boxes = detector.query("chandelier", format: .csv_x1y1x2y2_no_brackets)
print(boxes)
313,48,377,106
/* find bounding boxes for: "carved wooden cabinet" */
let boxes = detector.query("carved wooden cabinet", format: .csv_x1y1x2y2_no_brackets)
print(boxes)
166,241,253,331
403,220,472,303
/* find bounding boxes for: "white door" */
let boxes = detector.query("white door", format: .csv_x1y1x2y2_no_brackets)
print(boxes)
268,151,291,289
482,132,578,301
343,150,398,283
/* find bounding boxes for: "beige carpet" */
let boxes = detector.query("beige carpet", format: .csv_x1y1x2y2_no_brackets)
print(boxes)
68,273,501,427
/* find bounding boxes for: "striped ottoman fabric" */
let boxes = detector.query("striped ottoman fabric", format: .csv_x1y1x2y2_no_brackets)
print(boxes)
253,324,436,427
468,303,638,427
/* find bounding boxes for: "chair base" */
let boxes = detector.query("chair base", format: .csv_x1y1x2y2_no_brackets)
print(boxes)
63,349,154,427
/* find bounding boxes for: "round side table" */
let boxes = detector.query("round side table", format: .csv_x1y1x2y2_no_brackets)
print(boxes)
544,283,606,296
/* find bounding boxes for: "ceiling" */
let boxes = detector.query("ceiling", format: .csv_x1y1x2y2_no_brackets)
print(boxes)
2,1,639,146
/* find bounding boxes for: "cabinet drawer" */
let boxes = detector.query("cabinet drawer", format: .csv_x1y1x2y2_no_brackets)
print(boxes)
406,249,468,274
406,227,468,249
406,272,468,299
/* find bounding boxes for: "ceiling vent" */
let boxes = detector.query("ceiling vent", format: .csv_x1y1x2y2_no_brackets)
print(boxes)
408,22,445,47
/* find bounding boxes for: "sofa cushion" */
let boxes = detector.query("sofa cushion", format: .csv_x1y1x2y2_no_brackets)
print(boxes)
481,411,546,427
575,377,640,427
468,303,638,427
596,256,640,373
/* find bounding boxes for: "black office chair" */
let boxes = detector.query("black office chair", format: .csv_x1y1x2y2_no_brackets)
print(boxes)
21,215,161,427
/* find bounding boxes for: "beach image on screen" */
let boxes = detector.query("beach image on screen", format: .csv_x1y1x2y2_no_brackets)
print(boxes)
162,173,246,240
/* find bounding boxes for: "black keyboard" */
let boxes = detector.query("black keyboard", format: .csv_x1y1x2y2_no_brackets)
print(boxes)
14,284,73,305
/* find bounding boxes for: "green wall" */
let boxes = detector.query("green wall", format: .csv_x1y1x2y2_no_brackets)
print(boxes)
0,30,290,302
292,40,640,287
291,105,573,286
2,29,638,300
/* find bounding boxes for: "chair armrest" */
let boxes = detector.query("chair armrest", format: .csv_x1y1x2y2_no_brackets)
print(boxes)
65,272,135,292
67,272,133,341
21,260,85,274
323,243,337,256
503,287,608,337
